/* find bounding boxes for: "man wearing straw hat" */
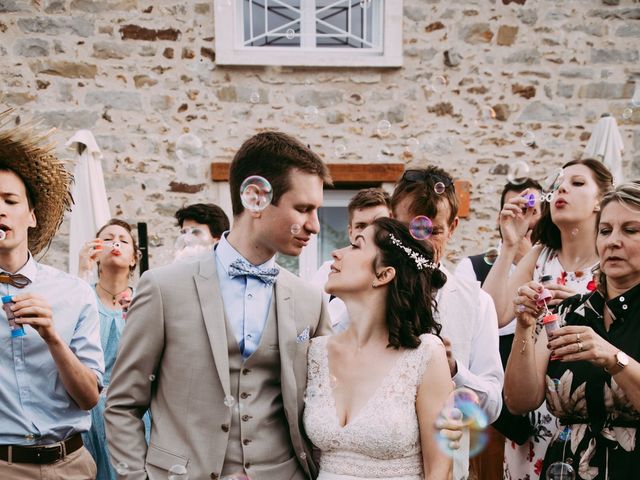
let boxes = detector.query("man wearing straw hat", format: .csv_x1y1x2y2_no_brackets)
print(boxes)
0,110,104,479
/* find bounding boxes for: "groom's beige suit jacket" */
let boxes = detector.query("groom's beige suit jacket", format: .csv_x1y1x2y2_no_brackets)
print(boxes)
105,254,332,480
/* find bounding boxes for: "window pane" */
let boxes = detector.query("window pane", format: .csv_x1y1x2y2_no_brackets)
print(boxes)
243,0,302,47
315,0,377,49
317,206,349,265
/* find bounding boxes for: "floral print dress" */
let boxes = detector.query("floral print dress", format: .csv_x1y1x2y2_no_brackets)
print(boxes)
504,247,598,480
542,284,640,479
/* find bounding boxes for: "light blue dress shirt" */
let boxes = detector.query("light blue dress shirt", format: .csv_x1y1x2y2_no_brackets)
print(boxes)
0,255,104,445
215,234,276,358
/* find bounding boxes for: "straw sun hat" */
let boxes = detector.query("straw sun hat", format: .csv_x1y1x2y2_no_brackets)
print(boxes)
0,109,73,254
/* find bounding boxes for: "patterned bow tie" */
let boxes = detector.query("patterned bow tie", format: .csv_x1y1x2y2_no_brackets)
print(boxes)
228,258,280,286
0,272,31,289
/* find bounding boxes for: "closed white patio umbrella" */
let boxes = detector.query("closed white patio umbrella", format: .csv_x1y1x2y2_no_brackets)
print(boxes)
585,113,625,184
66,130,111,278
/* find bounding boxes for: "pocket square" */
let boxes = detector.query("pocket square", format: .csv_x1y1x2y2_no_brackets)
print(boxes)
296,326,310,344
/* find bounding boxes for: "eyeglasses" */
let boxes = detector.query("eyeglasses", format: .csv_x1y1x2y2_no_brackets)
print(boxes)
401,170,454,189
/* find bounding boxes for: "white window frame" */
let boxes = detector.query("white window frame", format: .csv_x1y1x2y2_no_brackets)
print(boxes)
214,0,403,67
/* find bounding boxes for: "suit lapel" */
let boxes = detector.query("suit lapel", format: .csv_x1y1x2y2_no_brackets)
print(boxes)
194,256,231,398
275,274,298,416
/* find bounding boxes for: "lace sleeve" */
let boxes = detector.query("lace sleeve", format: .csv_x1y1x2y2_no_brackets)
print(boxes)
415,333,445,385
306,336,326,393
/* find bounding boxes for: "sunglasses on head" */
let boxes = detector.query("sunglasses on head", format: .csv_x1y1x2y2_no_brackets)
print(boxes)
401,170,454,188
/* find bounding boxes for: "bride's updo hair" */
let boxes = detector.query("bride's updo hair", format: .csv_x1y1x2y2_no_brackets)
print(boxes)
371,217,446,349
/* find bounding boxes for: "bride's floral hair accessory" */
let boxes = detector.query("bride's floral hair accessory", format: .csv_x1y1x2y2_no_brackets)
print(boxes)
388,233,438,271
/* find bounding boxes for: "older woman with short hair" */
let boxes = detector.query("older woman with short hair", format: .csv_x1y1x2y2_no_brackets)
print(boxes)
505,182,640,479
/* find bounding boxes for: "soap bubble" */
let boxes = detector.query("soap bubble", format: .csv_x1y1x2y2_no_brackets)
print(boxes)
546,462,576,480
286,28,295,40
429,75,448,94
521,131,536,147
168,464,189,480
409,216,433,240
622,108,633,120
542,169,564,193
300,452,307,460
334,144,347,158
376,119,391,137
507,161,531,185
240,176,273,213
404,137,420,155
249,91,261,104
303,105,319,123
541,192,555,203
115,462,129,475
329,374,338,389
290,224,301,235
437,388,489,458
224,395,235,408
0,230,6,241
149,374,156,381
176,134,203,163
571,228,579,236
483,247,499,266
434,182,446,195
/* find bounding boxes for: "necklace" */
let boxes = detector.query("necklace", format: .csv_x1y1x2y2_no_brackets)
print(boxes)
97,282,130,307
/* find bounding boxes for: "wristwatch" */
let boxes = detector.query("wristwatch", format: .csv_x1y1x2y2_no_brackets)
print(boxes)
605,350,630,375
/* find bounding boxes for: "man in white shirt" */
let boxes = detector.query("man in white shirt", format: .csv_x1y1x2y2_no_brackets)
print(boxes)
453,178,541,479
391,167,503,480
310,188,391,332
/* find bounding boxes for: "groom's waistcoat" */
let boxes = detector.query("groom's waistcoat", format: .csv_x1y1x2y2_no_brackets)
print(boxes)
221,293,300,479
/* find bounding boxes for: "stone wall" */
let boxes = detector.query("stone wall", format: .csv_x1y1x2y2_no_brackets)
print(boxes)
0,0,638,271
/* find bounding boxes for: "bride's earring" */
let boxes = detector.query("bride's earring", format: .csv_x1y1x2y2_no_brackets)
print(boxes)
372,282,378,288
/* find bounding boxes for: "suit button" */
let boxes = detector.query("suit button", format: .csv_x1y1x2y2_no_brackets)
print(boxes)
242,368,251,375
210,474,218,479
241,414,252,422
221,424,229,432
245,462,251,469
243,438,252,445
240,392,250,399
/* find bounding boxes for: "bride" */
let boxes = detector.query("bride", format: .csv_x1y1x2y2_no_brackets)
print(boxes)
303,218,453,480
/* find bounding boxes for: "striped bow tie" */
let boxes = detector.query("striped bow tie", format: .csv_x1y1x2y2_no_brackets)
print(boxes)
228,258,280,286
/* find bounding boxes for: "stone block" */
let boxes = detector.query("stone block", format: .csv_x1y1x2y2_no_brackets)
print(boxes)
517,9,537,25
134,75,157,88
92,41,131,59
512,84,535,99
294,89,342,108
169,181,205,193
497,25,518,46
17,17,94,37
139,45,157,57
557,83,574,99
518,101,570,122
40,110,99,129
458,23,494,44
4,92,36,105
591,49,639,64
504,48,540,64
216,86,269,104
119,25,180,41
425,21,445,32
163,47,174,59
634,130,640,151
444,49,462,67
150,95,174,111
30,60,97,78
43,0,66,13
70,0,137,12
86,91,143,110
386,103,406,123
195,3,210,14
559,67,594,79
616,23,640,37
201,47,215,62
578,82,635,99
588,8,640,20
13,38,50,57
95,135,127,153
0,0,30,12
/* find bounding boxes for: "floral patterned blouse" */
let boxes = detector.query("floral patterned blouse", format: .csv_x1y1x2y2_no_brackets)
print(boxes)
505,246,599,480
544,283,640,479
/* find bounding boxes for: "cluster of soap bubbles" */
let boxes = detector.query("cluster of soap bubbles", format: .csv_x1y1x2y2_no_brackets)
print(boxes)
409,216,433,240
176,133,204,163
240,176,273,213
622,98,640,120
377,119,391,137
436,387,489,458
546,461,575,480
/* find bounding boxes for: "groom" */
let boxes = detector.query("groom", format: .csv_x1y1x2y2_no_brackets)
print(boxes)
105,132,333,480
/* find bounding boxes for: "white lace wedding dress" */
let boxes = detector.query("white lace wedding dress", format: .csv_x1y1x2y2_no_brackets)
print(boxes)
303,334,442,480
